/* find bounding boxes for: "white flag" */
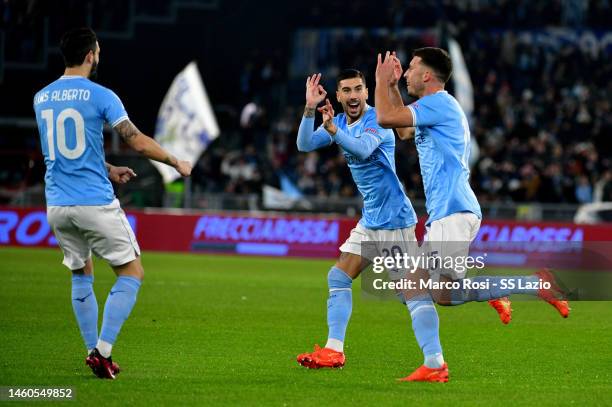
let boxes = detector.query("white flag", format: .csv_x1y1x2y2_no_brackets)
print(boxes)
262,185,297,210
152,61,220,183
448,38,479,168
262,185,312,210
448,38,474,120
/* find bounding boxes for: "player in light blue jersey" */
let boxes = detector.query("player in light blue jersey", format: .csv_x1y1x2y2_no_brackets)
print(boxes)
295,69,420,369
375,48,570,382
33,27,192,379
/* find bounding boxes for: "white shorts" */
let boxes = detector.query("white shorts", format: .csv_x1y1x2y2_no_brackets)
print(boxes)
340,223,417,280
425,212,481,280
47,199,140,270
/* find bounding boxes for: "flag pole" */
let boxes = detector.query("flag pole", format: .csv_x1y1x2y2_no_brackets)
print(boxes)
184,176,192,209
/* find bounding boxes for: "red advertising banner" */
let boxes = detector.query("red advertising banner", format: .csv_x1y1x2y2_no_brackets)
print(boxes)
0,207,357,258
1,207,611,263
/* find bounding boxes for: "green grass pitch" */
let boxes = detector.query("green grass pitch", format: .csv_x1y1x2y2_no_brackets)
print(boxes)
1,247,611,405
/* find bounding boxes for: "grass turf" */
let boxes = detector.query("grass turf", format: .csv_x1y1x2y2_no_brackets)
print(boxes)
1,247,611,406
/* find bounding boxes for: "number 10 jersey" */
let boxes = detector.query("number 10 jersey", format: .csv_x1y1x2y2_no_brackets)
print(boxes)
33,75,128,206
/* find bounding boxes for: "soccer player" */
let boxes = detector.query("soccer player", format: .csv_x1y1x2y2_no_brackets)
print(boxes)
33,27,192,379
375,48,570,382
295,70,419,369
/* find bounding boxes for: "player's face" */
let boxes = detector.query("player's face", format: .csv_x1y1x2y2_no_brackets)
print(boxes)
89,42,100,79
404,56,425,98
336,77,368,121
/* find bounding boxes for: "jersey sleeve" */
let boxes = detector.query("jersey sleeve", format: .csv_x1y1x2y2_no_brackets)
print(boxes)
314,123,334,145
361,112,386,140
296,116,333,152
407,94,444,127
98,87,129,127
333,113,385,160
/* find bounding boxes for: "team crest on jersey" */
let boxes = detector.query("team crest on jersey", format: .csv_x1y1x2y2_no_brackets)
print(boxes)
415,133,426,145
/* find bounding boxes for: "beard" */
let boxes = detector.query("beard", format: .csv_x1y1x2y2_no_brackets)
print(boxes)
89,60,98,80
407,85,417,98
407,82,424,98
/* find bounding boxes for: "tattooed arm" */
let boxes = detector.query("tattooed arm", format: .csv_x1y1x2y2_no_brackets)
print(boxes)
114,120,191,176
375,52,416,128
296,73,334,152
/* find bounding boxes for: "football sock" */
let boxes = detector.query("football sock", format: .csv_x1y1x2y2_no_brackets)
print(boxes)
406,294,444,368
325,266,352,352
450,275,540,304
71,274,98,351
96,339,113,358
325,338,344,353
99,276,141,353
425,353,445,369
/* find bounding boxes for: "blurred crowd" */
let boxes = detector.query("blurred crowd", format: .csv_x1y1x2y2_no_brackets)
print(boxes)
290,0,612,29
463,29,612,203
194,1,612,205
3,0,612,205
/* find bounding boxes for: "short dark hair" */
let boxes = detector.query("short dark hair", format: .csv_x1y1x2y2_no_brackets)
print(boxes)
60,27,98,67
336,69,366,88
413,47,452,84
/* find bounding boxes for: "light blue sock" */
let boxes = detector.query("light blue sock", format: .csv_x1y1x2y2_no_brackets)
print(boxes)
99,276,141,345
71,274,98,350
327,267,352,344
406,294,444,368
450,275,540,304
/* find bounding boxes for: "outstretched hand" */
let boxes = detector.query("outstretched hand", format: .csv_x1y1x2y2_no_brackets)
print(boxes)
305,73,327,108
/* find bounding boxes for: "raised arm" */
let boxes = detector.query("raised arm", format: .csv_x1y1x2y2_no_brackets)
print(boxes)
388,83,414,138
297,105,333,152
375,52,415,128
387,53,415,140
297,73,333,152
114,120,192,176
388,52,406,109
388,85,405,109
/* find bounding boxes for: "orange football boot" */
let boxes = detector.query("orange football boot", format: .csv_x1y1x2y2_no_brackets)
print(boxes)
535,268,571,318
398,363,449,382
297,345,345,369
488,297,512,324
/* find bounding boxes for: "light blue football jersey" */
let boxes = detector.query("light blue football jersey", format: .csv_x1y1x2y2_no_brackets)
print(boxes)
33,75,128,206
407,90,482,225
332,106,417,230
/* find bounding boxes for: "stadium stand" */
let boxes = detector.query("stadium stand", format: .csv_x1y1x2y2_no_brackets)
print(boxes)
0,0,610,215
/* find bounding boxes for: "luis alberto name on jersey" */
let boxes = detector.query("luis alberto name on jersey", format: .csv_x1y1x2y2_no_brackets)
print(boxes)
33,75,128,206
